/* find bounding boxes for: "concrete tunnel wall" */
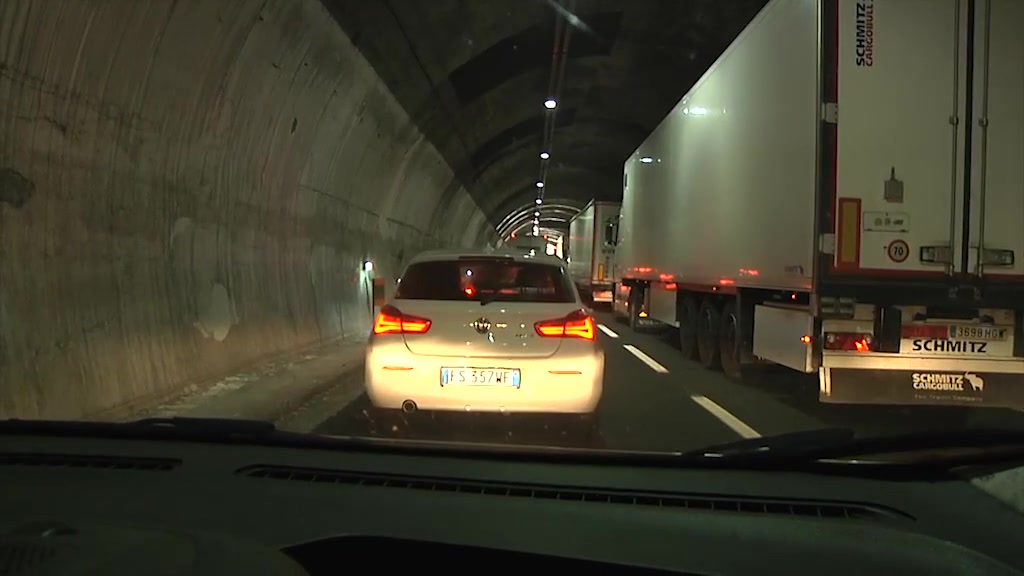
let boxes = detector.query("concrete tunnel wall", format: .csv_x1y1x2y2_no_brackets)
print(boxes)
0,0,496,419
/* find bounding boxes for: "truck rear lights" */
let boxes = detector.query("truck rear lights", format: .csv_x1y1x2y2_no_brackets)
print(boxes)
824,332,873,352
373,305,432,335
535,309,596,340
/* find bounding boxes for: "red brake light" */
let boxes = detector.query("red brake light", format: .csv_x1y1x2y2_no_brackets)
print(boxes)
373,305,431,335
823,332,872,352
534,310,596,340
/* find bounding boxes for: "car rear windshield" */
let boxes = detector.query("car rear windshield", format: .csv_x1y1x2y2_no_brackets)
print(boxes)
395,258,575,303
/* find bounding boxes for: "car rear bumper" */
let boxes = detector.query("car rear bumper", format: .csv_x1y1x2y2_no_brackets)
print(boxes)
365,339,604,414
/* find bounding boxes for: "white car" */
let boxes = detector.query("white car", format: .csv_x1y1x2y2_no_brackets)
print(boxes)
365,249,604,426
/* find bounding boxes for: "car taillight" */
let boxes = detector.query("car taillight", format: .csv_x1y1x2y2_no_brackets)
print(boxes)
534,309,596,340
823,332,873,352
373,305,431,335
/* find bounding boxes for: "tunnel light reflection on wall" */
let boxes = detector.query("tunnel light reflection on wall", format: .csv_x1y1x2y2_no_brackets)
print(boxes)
640,156,654,163
544,98,557,109
540,151,550,159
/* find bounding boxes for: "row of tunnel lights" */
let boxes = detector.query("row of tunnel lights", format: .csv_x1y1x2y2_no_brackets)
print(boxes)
530,98,558,237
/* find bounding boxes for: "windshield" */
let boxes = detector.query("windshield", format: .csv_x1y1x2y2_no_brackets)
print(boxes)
4,0,1024,472
396,258,575,303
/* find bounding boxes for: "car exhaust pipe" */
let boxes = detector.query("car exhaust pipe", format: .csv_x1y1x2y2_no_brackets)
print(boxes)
401,400,417,413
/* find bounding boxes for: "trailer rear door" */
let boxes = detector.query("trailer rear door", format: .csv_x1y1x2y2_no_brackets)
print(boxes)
830,0,967,277
968,0,1024,280
830,0,1023,282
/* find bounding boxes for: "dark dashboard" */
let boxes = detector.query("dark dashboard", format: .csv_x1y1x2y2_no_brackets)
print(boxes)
1,431,1022,575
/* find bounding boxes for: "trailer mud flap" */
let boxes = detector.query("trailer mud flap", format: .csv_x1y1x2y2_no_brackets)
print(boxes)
820,367,1024,409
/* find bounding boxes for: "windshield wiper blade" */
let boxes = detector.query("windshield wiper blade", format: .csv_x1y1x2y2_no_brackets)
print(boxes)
683,427,1024,464
685,427,856,460
0,416,280,438
125,417,277,435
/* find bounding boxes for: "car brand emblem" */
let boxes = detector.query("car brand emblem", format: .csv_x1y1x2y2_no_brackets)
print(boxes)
470,318,491,334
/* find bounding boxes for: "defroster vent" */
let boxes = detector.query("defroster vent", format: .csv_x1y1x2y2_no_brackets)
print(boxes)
237,465,912,522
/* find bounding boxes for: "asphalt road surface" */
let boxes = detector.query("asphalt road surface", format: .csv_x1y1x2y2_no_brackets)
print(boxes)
312,311,1024,452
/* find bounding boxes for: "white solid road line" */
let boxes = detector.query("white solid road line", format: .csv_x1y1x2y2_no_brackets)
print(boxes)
597,324,620,338
690,395,761,439
622,344,669,373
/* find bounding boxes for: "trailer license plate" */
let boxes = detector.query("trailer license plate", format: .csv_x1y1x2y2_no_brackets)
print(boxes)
441,367,521,387
949,326,1008,341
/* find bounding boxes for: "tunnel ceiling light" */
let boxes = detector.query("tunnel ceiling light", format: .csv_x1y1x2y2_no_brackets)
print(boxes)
640,156,654,163
536,198,543,205
544,98,557,109
535,181,545,188
363,260,373,272
540,151,550,160
534,211,540,217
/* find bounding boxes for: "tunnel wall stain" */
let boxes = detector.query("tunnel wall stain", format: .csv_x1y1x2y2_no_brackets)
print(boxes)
0,0,494,419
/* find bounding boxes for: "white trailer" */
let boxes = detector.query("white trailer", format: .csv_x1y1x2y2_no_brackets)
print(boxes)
615,0,1024,409
567,200,621,304
503,233,545,252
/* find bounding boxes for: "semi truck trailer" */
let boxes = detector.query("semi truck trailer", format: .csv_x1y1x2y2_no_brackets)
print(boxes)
567,200,621,304
615,0,1024,409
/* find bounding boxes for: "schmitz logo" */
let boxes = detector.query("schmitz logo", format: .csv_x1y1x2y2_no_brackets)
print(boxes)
911,372,984,392
854,1,875,67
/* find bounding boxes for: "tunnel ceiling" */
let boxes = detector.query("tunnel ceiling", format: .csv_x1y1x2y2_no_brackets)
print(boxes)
320,0,768,227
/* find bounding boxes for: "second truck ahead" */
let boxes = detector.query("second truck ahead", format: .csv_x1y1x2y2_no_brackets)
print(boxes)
567,200,621,305
615,0,1024,409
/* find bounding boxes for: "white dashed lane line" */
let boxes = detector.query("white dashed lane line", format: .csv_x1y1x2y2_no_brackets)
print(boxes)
690,395,761,439
597,324,619,338
622,344,669,373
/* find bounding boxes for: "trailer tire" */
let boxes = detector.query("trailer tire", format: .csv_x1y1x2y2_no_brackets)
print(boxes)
719,300,743,380
678,296,699,360
697,298,721,370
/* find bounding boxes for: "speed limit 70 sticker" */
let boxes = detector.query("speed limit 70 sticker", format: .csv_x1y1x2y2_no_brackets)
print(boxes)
887,239,910,263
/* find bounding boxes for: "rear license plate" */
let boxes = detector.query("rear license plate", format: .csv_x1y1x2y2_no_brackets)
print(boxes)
441,367,521,388
949,325,1008,341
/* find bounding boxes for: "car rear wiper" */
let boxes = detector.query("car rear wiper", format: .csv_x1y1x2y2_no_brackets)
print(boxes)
681,426,1024,467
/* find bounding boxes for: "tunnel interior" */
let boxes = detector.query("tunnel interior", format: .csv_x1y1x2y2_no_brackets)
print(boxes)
0,0,765,419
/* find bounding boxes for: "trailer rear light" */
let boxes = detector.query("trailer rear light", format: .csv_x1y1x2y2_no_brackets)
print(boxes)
981,249,1015,267
920,245,953,265
373,305,432,335
824,332,873,352
535,310,596,340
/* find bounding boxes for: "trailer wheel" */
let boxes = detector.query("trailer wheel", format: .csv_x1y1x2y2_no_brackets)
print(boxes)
677,296,698,360
697,299,721,369
719,300,743,380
